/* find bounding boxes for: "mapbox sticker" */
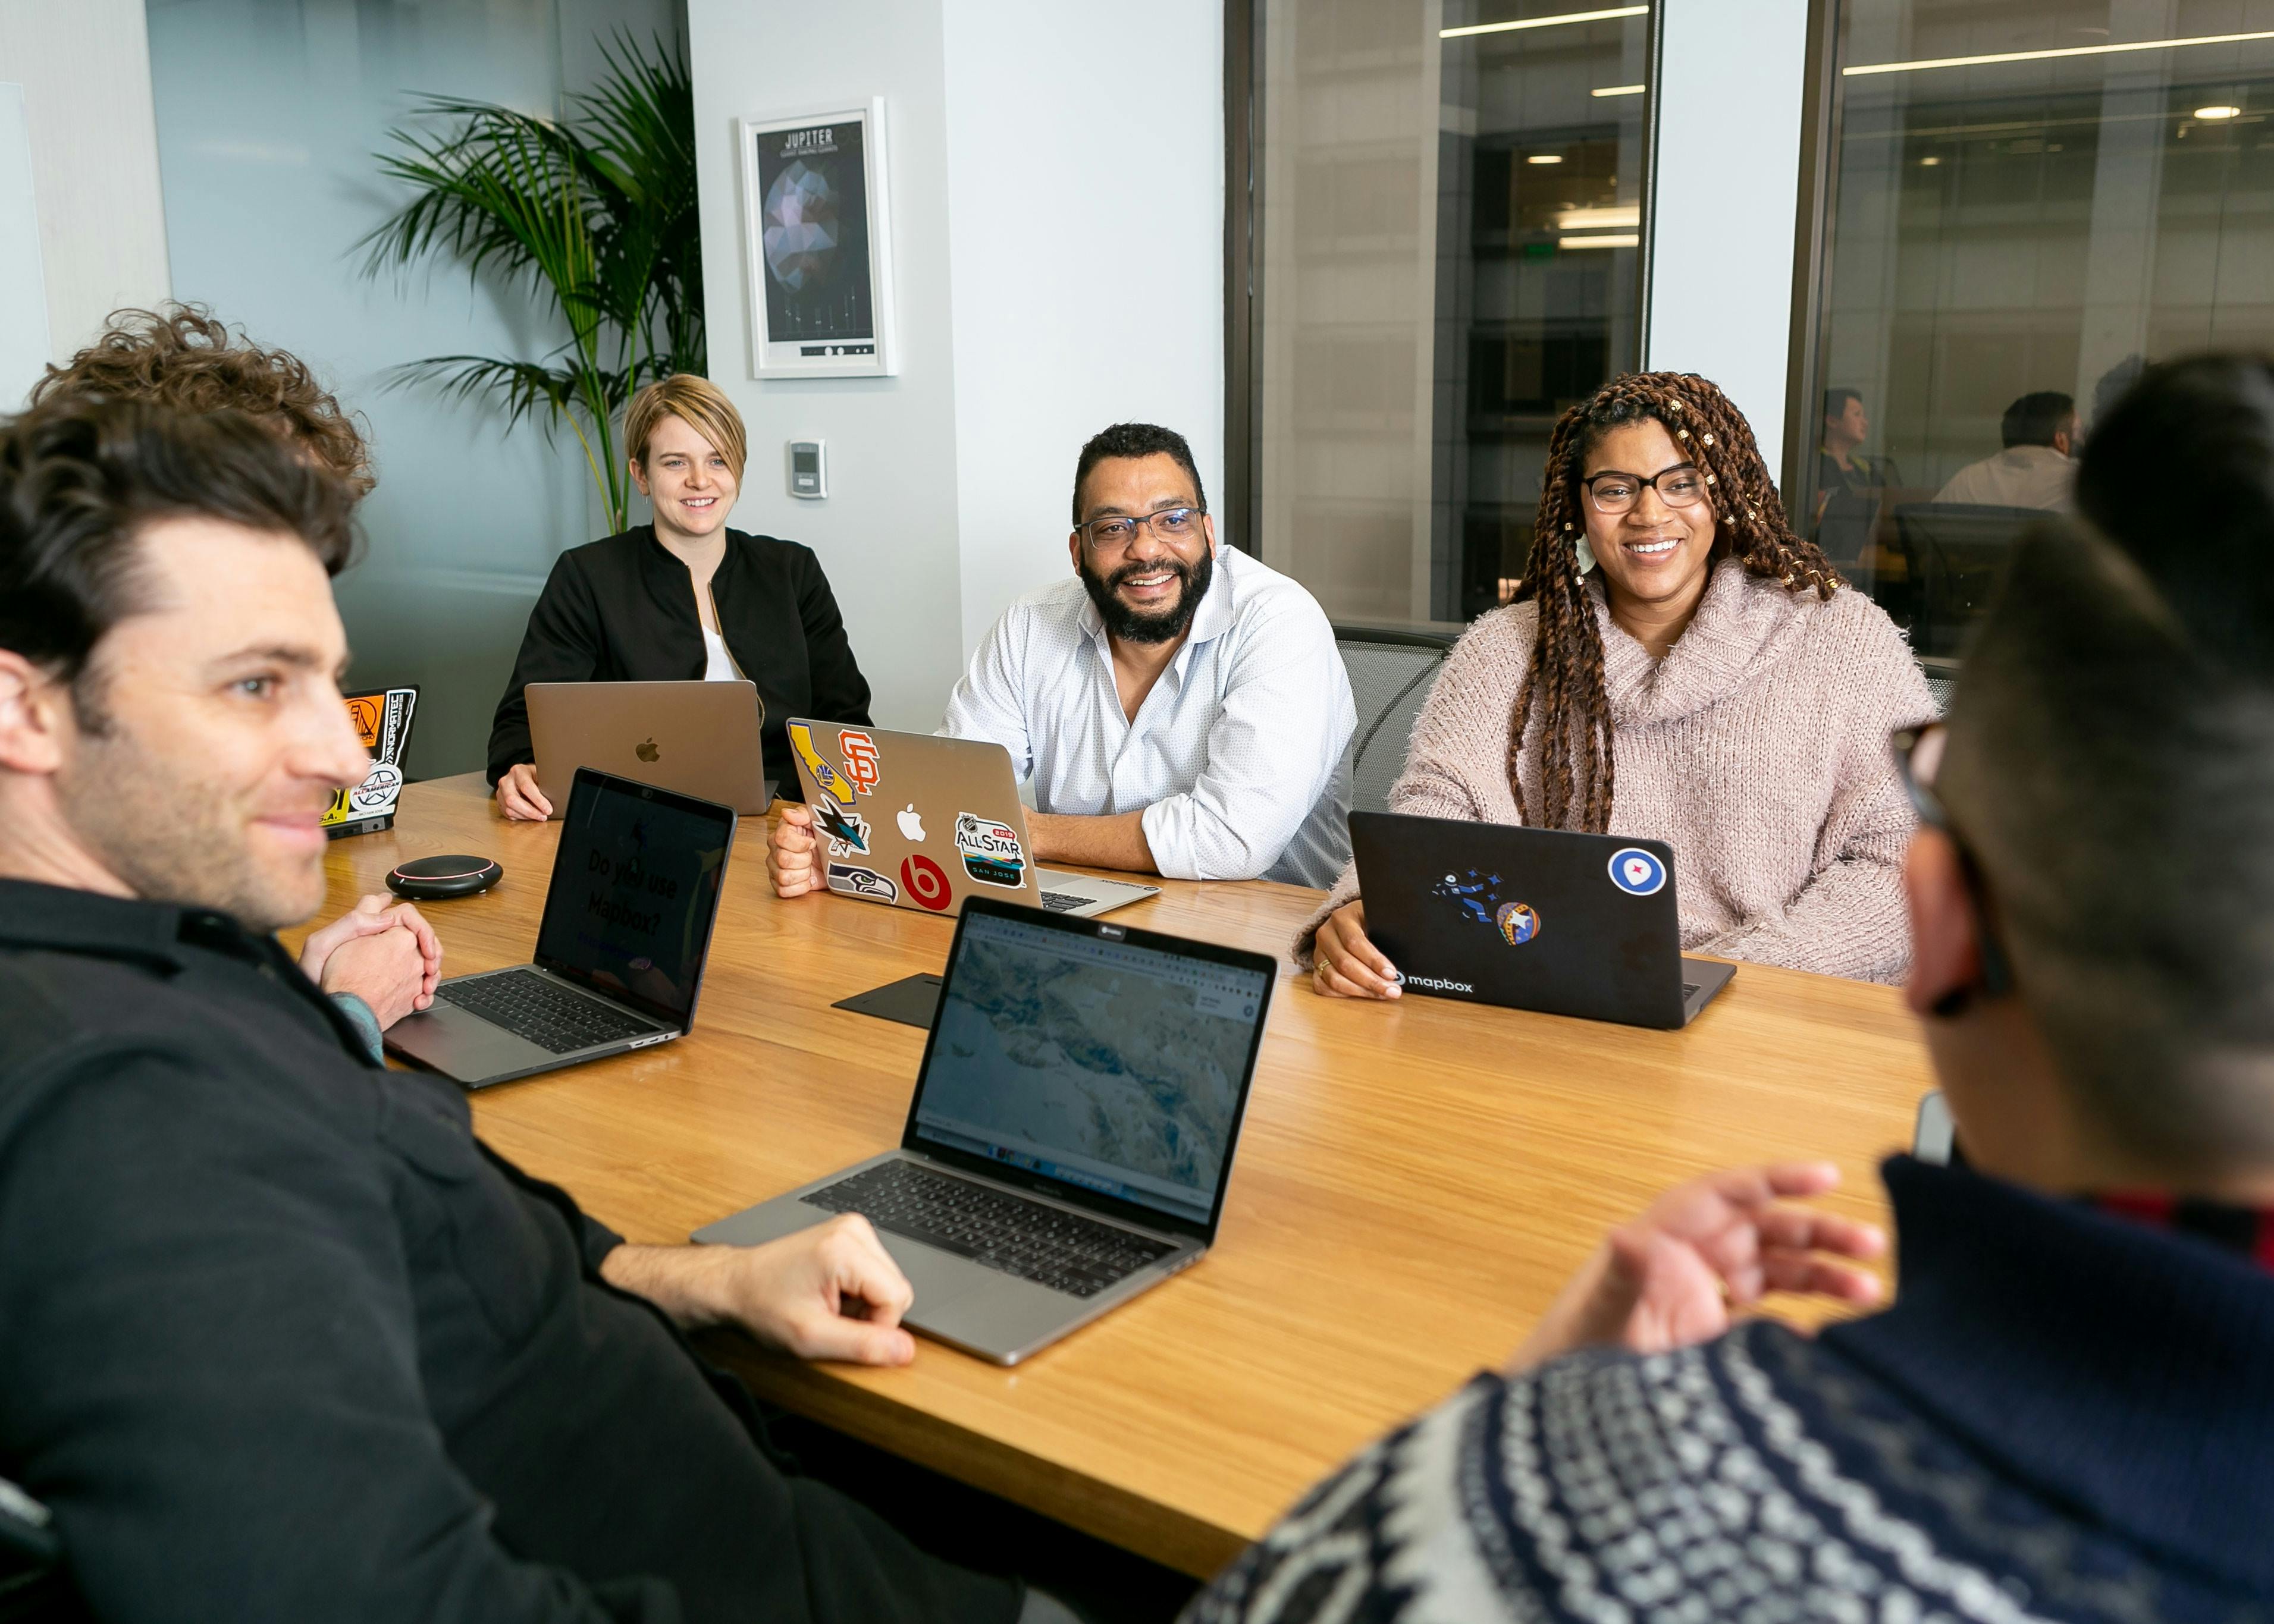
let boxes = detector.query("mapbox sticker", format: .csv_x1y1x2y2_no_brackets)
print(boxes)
953,812,1027,888
826,862,898,903
901,853,953,911
813,794,871,856
1608,847,1667,897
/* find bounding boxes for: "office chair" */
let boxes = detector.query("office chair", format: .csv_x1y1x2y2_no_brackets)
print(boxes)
1891,502,2044,659
1334,625,1457,818
0,1476,80,1622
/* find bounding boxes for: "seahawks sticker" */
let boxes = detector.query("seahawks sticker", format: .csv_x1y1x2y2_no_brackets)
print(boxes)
826,862,898,903
1608,846,1667,896
953,812,1027,888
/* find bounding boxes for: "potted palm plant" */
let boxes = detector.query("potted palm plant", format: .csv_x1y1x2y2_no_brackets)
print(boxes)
357,33,704,532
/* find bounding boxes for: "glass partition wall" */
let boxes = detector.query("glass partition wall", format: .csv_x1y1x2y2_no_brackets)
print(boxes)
1797,1,2274,660
1252,1,1654,626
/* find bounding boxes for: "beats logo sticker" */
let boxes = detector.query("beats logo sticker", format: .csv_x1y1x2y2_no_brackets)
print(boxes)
901,854,952,912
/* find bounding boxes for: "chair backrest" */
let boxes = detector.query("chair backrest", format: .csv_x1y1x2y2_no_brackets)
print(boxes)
1334,625,1457,818
1892,502,2043,659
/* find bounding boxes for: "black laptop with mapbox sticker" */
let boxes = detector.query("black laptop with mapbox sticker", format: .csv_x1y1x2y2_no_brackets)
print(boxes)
1348,810,1733,1028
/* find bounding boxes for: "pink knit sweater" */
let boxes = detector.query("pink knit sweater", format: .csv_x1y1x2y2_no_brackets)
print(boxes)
1300,560,1936,984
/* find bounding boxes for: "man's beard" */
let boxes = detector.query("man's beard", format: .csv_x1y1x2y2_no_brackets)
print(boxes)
55,715,331,935
1078,546,1215,645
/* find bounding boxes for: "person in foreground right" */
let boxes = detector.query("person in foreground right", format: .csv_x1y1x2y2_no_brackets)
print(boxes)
1187,356,2274,1622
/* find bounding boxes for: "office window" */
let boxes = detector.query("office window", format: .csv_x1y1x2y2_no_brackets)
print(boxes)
1247,2,1654,625
1797,2,2274,662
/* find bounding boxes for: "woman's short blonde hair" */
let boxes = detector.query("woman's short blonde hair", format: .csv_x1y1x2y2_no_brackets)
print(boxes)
625,373,748,481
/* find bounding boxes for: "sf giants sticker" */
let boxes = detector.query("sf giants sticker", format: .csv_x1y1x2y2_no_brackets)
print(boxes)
789,723,857,804
901,853,953,911
812,794,871,856
1607,847,1667,897
837,729,881,797
953,812,1027,888
826,862,899,903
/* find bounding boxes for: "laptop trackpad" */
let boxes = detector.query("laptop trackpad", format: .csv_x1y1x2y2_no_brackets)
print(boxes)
872,1232,980,1317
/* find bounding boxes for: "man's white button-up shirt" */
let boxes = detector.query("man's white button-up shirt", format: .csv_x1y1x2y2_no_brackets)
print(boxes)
942,544,1356,888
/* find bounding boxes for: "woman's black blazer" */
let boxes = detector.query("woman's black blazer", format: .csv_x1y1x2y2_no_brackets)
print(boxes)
487,526,872,796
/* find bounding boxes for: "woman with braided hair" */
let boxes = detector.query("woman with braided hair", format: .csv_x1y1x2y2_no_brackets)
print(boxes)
1301,370,1934,991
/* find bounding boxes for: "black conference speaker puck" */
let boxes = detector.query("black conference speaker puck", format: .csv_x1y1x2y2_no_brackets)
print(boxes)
387,854,503,901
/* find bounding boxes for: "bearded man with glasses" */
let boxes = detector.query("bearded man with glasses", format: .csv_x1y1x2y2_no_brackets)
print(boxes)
767,422,1356,894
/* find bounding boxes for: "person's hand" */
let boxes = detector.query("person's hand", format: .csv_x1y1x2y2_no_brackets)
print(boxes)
767,803,821,898
495,762,553,821
708,1215,915,1365
318,922,433,1029
1505,1162,1887,1375
1312,901,1400,999
299,893,443,1017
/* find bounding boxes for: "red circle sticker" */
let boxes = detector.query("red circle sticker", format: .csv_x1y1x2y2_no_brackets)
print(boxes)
901,854,952,912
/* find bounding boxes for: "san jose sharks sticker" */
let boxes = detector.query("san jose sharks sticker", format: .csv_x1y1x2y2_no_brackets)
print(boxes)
813,793,872,857
826,862,898,903
1608,846,1667,896
953,812,1027,888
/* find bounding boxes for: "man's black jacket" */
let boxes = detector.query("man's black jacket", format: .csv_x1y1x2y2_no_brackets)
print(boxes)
0,879,1016,1623
485,526,873,796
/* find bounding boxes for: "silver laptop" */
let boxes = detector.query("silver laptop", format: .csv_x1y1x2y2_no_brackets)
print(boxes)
785,719,1158,918
695,896,1276,1364
528,680,776,816
386,768,736,1088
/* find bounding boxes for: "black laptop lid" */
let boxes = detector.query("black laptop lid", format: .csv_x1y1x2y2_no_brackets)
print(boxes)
1350,811,1687,1028
902,897,1276,1243
534,767,737,1028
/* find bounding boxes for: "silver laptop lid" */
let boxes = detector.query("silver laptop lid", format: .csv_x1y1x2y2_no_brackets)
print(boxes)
533,768,738,1029
899,897,1276,1243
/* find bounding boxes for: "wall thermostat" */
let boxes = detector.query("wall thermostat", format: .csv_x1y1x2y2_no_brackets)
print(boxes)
788,439,827,498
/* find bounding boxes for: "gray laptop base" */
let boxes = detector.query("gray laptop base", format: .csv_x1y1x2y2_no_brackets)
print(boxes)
386,965,679,1089
1350,811,1733,1029
696,1151,1204,1365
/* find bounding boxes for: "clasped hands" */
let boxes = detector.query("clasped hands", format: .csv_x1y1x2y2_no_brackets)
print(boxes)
297,893,443,1029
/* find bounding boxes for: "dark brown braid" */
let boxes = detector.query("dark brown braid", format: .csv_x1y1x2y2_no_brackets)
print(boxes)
1507,370,1843,833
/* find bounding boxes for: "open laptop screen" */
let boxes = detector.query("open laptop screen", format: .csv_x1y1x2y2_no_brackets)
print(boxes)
911,909,1271,1229
535,770,735,1026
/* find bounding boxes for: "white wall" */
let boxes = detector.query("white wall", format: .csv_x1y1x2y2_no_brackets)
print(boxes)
1644,0,1811,487
0,83,49,408
688,0,1226,730
0,0,172,378
940,0,1224,653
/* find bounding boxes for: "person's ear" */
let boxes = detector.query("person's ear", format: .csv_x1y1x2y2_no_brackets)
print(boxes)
1202,510,1219,557
1904,827,1981,1017
1068,529,1084,576
629,455,651,498
0,651,73,778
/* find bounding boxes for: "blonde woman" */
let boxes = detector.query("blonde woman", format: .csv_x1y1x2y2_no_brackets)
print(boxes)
488,374,871,817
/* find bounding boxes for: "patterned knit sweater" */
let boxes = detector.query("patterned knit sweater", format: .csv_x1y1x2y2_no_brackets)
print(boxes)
1187,1157,2274,1624
1298,561,1935,984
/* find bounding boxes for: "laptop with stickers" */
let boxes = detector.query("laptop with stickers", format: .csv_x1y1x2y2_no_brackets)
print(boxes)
1348,810,1733,1028
784,720,1159,919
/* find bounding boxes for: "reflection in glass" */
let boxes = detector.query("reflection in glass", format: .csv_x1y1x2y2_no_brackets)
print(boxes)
1803,1,2274,659
1257,1,1651,625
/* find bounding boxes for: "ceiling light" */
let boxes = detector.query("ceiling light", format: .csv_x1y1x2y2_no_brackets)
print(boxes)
1443,5,1648,40
1558,234,1638,249
1591,84,1647,97
1919,155,1943,165
1555,205,1641,229
2197,103,2243,119
1526,153,1565,164
1845,29,2274,77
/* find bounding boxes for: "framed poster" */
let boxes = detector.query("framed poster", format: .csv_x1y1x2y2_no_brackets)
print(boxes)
739,99,898,379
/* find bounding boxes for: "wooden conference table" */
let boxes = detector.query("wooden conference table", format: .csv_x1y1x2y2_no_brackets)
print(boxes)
309,774,1934,1579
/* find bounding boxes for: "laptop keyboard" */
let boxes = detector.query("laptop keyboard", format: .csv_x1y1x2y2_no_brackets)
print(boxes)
802,1160,1175,1298
1039,891,1088,913
439,969,659,1055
